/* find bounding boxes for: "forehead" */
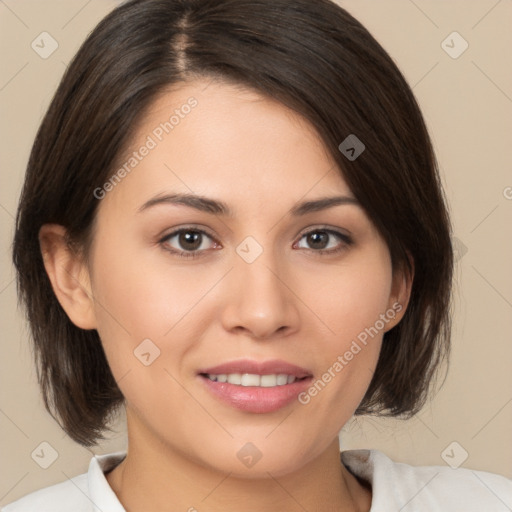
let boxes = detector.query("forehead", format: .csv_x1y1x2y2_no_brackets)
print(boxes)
99,78,353,216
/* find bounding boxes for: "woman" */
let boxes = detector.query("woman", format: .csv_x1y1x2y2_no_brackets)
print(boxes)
6,0,512,510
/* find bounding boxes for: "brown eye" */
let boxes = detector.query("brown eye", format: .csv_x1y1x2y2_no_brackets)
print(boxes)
175,231,203,251
295,228,352,254
160,228,218,259
305,231,330,250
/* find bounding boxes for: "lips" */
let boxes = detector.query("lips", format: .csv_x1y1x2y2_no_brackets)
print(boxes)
197,359,313,413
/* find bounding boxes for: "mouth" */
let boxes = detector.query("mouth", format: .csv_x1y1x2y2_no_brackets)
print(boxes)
197,359,313,413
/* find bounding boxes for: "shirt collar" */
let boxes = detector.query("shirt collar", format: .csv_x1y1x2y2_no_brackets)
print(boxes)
88,451,127,511
341,448,399,511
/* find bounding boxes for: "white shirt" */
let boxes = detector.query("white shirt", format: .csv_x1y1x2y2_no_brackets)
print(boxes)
2,449,511,511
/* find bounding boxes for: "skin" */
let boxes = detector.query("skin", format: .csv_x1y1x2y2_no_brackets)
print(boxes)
40,79,412,512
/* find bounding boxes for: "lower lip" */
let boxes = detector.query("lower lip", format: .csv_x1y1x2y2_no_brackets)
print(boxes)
199,375,313,413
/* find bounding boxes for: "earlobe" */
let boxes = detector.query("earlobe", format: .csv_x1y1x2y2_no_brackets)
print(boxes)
38,224,97,330
385,253,414,331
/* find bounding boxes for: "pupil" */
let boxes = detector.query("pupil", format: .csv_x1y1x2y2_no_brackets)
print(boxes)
180,231,201,250
309,231,328,249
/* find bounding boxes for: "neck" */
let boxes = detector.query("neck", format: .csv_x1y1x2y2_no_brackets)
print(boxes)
106,410,371,512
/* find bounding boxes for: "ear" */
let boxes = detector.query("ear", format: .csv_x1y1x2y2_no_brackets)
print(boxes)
38,224,97,330
384,252,414,332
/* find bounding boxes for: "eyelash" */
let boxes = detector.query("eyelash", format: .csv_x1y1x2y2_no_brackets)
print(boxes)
159,225,353,260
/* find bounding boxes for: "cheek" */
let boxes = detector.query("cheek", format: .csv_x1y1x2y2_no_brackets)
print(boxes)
307,251,393,345
89,230,213,341
86,235,172,376
87,232,230,400
88,241,203,428
295,248,393,416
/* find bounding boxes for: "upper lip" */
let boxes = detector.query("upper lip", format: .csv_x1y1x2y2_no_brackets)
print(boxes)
198,359,313,379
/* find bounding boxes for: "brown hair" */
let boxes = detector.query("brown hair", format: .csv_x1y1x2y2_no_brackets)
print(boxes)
12,0,453,447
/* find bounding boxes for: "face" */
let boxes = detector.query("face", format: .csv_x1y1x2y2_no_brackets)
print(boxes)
81,79,408,477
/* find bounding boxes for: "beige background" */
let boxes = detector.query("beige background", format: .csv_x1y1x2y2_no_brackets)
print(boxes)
1,0,511,506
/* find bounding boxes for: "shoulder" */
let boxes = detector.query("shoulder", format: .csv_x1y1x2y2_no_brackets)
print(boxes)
1,473,90,512
341,448,512,511
1,451,127,512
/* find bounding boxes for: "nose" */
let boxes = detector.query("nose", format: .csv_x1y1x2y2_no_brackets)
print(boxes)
220,249,301,340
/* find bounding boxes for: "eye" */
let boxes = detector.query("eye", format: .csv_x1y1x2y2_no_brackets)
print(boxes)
159,226,352,260
294,228,353,255
159,227,219,259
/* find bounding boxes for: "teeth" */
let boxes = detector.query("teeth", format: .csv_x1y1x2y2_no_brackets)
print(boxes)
260,374,278,387
276,374,288,385
241,373,260,386
205,373,297,387
227,373,242,385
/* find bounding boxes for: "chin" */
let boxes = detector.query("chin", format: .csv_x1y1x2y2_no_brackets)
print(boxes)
194,435,322,480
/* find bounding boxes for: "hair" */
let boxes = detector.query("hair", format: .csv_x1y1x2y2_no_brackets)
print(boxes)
12,0,453,447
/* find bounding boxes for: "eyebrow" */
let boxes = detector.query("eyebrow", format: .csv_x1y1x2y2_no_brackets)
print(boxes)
137,193,359,217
